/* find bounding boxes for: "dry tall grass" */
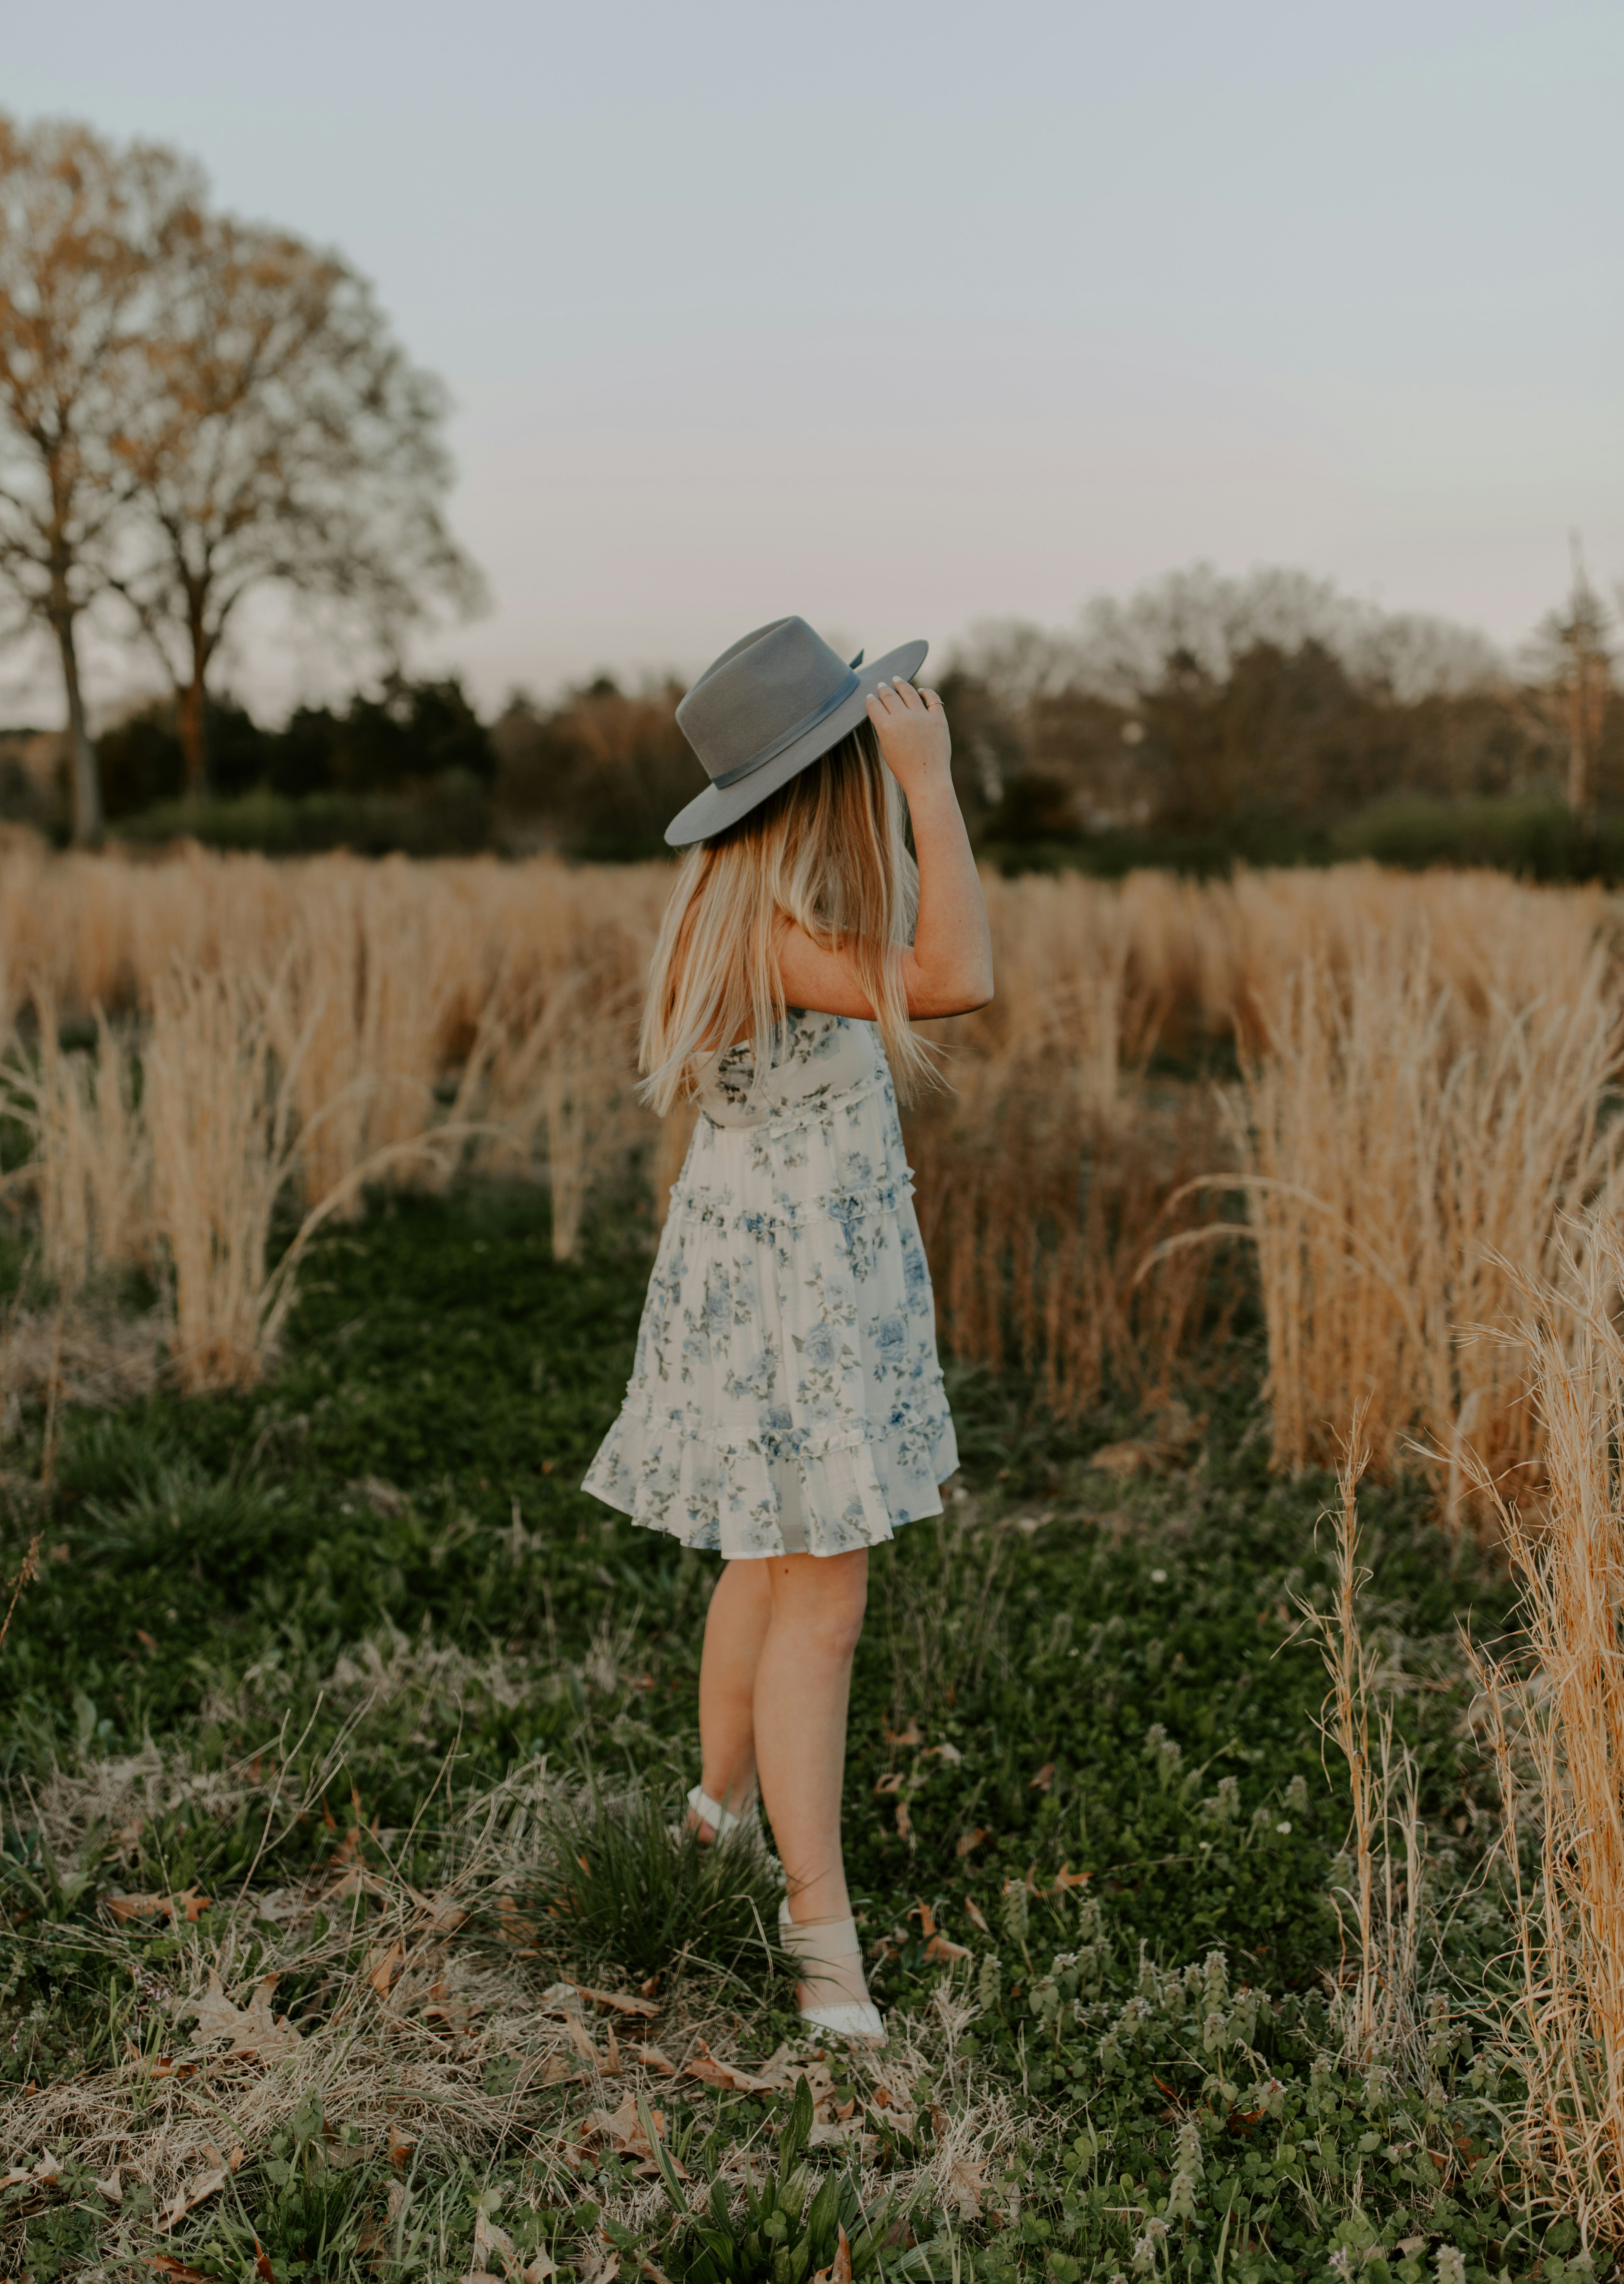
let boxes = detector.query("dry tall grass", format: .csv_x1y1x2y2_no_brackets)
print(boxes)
1299,1417,1428,2078
0,838,1619,1445
1202,938,1624,1496
1467,1225,1624,2241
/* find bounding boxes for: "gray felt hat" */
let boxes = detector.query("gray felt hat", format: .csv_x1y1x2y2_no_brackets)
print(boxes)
665,616,928,847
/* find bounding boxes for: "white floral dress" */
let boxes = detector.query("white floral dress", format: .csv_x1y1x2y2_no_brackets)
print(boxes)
582,1010,958,1558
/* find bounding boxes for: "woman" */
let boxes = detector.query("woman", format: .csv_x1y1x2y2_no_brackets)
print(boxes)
584,615,993,2040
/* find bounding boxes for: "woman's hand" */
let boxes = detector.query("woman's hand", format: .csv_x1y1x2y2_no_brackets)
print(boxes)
867,677,952,805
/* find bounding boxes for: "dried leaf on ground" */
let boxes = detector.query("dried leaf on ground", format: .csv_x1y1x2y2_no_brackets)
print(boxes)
683,2042,796,2093
177,1970,303,2061
545,1981,659,2018
947,2156,988,2218
581,2092,689,2177
158,2142,243,2230
812,2222,854,2284
1087,1439,1155,1476
107,1885,210,1925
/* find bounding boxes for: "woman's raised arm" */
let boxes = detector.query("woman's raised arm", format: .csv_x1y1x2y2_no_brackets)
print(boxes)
776,679,994,1020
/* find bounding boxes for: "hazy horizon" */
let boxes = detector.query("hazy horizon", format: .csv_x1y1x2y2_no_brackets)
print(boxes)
2,0,1621,727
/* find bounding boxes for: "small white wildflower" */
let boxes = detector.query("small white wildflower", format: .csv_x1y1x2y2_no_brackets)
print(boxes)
1150,1568,1168,1583
1434,2247,1466,2284
1285,1772,1310,1813
1131,2218,1170,2273
1031,1976,1061,2029
1276,1819,1292,1834
1175,2115,1203,2181
1166,2167,1198,2223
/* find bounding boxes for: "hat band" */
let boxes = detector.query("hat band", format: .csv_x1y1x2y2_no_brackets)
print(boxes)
708,669,860,790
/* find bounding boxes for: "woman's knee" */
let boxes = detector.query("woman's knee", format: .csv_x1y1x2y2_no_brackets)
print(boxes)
772,1550,867,1661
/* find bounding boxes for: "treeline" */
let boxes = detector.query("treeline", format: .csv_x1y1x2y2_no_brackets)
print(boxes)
3,560,1621,875
936,563,1624,876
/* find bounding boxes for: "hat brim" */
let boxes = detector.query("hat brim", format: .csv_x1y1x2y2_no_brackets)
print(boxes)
664,638,929,848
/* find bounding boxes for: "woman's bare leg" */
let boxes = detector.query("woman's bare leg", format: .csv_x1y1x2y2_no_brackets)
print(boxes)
753,1547,869,1926
695,1556,774,1833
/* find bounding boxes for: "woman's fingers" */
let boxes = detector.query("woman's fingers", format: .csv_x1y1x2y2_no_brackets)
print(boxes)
891,676,924,712
920,686,943,711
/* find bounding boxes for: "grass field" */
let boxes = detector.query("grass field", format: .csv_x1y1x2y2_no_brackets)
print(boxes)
0,1175,1543,2284
0,848,1618,2281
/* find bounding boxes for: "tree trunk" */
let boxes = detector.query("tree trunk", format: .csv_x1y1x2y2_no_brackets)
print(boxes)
51,607,103,848
178,672,208,800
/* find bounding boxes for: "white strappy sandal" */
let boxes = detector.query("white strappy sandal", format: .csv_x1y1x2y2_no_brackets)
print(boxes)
681,1787,788,1884
685,1784,748,1840
779,1899,886,2044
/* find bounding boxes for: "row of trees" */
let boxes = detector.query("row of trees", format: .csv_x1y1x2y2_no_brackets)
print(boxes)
478,563,1622,866
7,555,1603,867
0,115,478,843
939,560,1624,860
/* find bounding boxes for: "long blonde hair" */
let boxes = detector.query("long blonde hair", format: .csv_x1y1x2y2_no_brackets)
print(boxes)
639,720,936,1114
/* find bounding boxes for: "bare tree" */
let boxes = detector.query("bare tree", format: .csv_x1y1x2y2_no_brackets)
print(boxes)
112,213,484,797
1526,538,1615,826
0,118,197,843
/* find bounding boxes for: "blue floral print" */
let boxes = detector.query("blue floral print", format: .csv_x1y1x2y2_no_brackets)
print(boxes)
582,1010,958,1558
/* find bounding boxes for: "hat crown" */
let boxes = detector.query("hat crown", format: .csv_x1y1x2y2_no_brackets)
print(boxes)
677,617,855,784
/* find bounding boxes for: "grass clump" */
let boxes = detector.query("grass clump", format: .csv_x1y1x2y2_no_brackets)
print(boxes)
530,1783,789,1988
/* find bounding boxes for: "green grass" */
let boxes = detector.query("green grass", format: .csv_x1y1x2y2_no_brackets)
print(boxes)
0,1180,1576,2282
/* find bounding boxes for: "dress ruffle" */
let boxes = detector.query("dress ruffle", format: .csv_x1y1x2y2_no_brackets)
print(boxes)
581,1011,957,1558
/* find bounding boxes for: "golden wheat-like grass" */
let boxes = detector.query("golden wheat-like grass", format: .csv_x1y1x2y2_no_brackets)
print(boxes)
1,840,1620,1455
1206,935,1624,1495
1465,1223,1624,2241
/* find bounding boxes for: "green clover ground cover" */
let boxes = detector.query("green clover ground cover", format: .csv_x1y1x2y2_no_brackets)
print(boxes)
0,1183,1579,2282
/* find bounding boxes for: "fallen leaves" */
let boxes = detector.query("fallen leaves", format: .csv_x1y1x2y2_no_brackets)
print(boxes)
495,1895,540,1951
811,2222,854,2284
107,1886,210,1925
955,1828,987,1858
579,2092,690,2178
1086,1438,1156,1477
0,2150,61,2192
461,2202,556,2282
683,2042,795,2093
1028,1762,1057,1792
176,1969,303,2061
158,2142,244,2232
909,1901,970,1959
560,1983,659,2018
947,2155,989,2219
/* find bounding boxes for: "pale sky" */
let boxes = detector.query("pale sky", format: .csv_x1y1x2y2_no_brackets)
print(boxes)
5,0,1622,721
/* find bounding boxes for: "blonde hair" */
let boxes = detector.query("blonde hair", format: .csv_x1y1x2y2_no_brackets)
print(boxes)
639,720,936,1115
